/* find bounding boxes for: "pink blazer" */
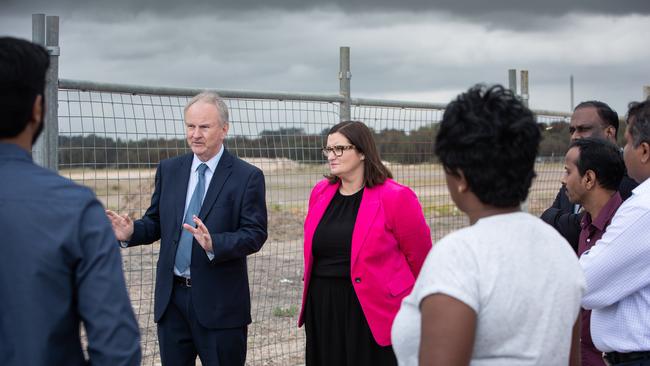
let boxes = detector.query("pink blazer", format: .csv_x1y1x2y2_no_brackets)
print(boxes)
298,178,432,346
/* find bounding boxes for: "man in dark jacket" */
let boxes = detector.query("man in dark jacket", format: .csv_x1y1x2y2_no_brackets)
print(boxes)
0,37,141,366
541,100,637,252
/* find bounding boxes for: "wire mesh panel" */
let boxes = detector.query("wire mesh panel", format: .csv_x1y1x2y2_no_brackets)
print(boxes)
351,104,468,243
57,81,571,365
58,87,340,365
531,113,572,217
351,105,573,242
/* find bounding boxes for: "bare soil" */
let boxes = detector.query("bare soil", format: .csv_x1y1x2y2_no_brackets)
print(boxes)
62,160,564,365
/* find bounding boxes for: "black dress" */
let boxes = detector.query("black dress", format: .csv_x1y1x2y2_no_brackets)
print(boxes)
304,188,397,366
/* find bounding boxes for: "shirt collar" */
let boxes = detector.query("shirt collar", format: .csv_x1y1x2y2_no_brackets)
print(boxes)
631,177,650,196
588,192,623,232
0,142,32,161
191,145,224,174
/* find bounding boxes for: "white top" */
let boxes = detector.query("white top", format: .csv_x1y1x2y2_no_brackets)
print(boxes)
580,178,650,352
392,212,585,366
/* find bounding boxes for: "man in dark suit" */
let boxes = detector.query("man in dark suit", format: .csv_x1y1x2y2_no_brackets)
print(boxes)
541,101,637,252
0,37,141,366
107,91,267,365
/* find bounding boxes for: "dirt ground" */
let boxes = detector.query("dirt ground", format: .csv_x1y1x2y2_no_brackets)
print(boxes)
63,160,564,366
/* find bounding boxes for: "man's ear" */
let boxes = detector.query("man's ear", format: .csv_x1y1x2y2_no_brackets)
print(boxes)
456,169,469,193
31,94,43,128
583,170,597,190
605,125,616,140
640,141,650,164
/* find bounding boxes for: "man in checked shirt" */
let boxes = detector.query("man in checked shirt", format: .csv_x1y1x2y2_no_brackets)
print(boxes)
580,99,650,366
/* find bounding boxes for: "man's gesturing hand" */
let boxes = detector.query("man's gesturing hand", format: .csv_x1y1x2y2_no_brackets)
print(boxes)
183,215,213,253
105,210,134,242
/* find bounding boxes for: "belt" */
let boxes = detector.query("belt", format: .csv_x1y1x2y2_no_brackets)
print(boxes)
174,275,192,287
603,351,650,365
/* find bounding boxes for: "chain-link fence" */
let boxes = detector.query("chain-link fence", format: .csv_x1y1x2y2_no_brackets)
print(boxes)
56,79,572,365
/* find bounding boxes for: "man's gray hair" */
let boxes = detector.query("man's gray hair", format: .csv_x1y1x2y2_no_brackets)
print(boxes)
184,91,229,125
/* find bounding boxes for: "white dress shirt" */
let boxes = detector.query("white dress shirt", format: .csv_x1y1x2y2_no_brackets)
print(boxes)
173,146,224,277
580,177,650,352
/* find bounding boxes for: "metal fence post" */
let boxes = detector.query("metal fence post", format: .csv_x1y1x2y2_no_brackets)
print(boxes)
511,69,532,213
45,16,60,171
508,69,517,94
339,46,351,121
30,14,59,171
644,85,650,100
31,14,47,167
520,70,529,108
570,75,575,110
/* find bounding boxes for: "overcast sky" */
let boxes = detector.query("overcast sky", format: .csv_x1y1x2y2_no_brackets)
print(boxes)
2,0,649,114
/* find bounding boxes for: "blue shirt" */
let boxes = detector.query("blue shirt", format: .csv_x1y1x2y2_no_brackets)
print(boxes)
174,146,224,277
0,142,141,366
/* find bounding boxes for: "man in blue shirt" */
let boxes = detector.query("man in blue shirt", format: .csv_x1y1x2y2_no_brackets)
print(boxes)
0,37,141,366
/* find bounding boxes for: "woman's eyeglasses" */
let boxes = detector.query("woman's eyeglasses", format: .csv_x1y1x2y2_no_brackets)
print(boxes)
322,145,355,157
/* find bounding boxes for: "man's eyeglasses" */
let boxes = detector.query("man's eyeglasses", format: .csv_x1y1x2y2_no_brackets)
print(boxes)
322,145,355,157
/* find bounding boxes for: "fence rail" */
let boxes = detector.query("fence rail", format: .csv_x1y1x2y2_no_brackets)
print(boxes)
55,79,571,365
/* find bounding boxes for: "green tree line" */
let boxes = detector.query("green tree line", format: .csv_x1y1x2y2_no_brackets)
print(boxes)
58,121,580,168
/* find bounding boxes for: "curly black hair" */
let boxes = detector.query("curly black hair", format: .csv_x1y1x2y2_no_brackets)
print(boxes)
434,84,541,207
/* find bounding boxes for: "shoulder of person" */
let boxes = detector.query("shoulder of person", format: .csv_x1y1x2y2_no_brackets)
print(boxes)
40,165,97,203
376,178,417,201
225,150,264,175
232,158,263,175
426,227,476,263
158,152,191,170
311,178,333,195
619,174,639,200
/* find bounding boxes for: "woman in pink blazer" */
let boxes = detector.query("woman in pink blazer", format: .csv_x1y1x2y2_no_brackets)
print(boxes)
298,121,432,366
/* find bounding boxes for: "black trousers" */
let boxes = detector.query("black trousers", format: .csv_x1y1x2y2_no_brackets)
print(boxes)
157,283,247,366
304,276,397,366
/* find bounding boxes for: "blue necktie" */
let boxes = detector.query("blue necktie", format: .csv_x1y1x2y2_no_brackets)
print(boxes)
175,163,208,273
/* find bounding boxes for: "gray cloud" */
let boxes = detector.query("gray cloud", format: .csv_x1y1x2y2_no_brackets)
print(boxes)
1,2,648,116
5,0,650,19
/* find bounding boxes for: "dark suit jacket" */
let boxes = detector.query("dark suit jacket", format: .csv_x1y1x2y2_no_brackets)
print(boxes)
541,174,637,252
0,143,140,366
127,149,267,329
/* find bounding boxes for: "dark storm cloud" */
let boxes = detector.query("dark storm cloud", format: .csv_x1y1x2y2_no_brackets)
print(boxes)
5,0,650,19
1,0,648,114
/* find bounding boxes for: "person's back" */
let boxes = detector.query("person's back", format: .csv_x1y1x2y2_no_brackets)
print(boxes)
0,144,141,365
394,212,583,365
446,212,582,364
0,36,140,366
392,85,584,366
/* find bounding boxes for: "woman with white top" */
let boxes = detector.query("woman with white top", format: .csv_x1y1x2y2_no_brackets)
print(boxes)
391,85,585,366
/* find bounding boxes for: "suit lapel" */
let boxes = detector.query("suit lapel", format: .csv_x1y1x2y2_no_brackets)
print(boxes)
351,186,380,268
173,154,193,234
199,149,233,219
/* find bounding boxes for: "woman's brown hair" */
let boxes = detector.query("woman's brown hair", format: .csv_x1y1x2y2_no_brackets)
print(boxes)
324,121,392,187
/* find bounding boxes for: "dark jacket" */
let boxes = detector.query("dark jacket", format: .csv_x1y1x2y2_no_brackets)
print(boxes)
0,143,140,366
127,149,268,328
